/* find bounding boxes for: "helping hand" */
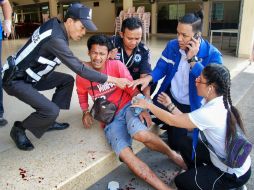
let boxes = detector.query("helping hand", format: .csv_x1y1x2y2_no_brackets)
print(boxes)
130,75,152,91
131,97,150,110
82,112,94,128
139,111,152,128
109,48,118,60
157,92,172,108
108,76,131,89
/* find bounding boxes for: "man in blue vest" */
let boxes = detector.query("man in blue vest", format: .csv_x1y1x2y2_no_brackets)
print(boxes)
2,3,130,151
0,0,12,127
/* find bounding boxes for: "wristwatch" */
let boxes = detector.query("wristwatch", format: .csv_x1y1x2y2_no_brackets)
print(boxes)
187,56,199,63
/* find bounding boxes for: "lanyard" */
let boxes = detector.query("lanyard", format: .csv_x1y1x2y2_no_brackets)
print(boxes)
121,48,134,67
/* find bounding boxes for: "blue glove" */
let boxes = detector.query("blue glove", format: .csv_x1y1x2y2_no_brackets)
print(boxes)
131,94,145,116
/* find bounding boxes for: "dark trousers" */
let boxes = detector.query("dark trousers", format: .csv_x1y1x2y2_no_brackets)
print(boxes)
3,71,74,138
175,136,251,190
152,88,190,151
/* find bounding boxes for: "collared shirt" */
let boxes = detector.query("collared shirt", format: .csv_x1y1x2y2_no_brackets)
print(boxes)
170,49,190,105
189,96,251,177
111,35,152,80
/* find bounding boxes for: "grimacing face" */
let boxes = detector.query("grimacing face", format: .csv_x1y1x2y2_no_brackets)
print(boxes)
88,44,109,71
120,27,142,51
176,22,196,50
66,18,86,41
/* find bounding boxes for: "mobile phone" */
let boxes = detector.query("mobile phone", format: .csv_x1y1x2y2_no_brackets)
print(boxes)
186,33,199,51
193,33,200,40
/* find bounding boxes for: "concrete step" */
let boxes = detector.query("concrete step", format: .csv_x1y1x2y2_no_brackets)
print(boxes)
0,102,161,190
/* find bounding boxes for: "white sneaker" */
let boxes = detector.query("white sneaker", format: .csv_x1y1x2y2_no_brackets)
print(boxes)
108,181,119,190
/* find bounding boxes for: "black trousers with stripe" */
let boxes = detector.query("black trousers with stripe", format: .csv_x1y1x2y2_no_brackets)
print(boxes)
3,71,74,138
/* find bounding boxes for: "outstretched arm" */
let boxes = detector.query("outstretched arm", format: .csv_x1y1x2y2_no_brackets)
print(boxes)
131,98,196,129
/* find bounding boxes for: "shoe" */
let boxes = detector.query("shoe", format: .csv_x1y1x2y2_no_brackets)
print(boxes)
108,181,119,190
10,121,34,151
47,122,69,131
0,117,8,127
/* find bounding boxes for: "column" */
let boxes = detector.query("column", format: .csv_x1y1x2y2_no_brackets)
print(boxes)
202,1,210,37
238,0,254,58
49,0,58,18
151,1,157,34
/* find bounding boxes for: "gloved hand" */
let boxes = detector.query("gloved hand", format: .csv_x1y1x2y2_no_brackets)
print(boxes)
3,19,12,38
131,94,152,116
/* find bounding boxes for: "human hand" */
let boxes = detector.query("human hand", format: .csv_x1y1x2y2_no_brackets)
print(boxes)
139,110,152,128
3,20,11,38
107,76,131,89
130,75,152,91
186,36,200,60
109,48,118,60
131,97,150,110
82,111,94,128
157,92,172,108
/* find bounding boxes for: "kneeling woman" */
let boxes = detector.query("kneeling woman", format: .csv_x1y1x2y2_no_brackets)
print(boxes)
132,64,251,190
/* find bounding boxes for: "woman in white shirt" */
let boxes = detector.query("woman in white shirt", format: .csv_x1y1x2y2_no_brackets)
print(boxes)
132,64,251,190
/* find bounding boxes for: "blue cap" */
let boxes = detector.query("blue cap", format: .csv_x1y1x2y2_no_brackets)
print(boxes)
66,3,97,31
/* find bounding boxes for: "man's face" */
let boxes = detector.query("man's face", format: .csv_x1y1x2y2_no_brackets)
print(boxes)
88,44,109,71
176,23,195,50
120,27,142,51
66,18,86,41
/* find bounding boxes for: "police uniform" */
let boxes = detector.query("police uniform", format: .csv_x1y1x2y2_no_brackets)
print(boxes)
111,36,157,94
2,18,107,138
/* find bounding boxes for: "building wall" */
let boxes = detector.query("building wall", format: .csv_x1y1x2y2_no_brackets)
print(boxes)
82,0,115,33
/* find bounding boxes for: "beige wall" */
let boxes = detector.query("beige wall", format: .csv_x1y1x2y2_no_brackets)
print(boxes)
82,0,115,33
10,0,48,5
238,0,254,58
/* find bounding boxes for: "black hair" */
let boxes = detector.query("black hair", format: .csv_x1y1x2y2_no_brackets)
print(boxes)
179,10,203,33
121,17,143,32
87,34,113,51
202,64,245,148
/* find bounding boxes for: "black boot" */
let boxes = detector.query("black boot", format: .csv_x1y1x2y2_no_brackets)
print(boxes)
47,122,70,132
10,121,34,151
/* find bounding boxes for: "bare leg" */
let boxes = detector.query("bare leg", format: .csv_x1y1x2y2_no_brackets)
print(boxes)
119,147,173,190
133,131,187,170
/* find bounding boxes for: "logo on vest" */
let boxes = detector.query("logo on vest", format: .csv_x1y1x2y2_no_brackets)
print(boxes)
32,28,40,44
134,54,141,63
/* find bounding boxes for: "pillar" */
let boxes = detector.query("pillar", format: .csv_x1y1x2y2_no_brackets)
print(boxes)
151,1,157,34
49,0,58,18
238,0,254,58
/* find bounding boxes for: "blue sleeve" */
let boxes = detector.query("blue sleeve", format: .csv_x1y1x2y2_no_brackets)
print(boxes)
151,41,174,82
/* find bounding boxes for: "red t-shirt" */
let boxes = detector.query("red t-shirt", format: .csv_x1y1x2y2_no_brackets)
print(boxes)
76,60,139,113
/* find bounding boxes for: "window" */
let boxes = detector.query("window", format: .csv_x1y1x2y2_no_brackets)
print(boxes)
169,4,185,20
212,3,224,21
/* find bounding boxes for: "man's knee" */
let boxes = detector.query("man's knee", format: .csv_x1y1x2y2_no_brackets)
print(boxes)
133,130,152,143
44,103,60,119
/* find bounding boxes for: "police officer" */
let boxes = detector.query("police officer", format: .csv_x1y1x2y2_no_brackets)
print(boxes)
111,17,157,98
2,3,130,151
